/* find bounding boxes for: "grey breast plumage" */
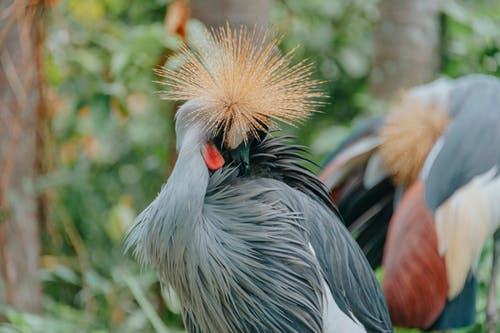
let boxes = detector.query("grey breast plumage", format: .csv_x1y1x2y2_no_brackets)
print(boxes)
191,137,391,333
128,135,392,333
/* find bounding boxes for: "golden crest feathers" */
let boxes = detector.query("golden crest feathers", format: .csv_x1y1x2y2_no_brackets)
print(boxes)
379,93,449,186
156,25,324,148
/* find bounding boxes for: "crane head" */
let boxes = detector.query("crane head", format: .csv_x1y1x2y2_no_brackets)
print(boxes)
158,25,323,174
378,81,451,186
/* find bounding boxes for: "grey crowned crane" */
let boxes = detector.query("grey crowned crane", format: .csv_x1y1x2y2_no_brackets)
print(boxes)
320,75,500,332
319,78,453,269
125,26,392,333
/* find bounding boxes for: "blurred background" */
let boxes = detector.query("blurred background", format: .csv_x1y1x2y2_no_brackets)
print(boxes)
0,0,499,332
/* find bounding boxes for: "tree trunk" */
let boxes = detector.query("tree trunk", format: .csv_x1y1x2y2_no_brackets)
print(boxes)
191,0,272,29
0,0,42,312
370,0,442,99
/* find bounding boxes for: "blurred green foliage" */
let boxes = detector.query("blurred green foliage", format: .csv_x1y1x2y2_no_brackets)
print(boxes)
1,0,499,332
274,0,500,161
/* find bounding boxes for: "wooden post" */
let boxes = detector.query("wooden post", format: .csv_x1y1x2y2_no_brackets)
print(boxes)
191,0,272,29
371,0,443,100
0,0,43,312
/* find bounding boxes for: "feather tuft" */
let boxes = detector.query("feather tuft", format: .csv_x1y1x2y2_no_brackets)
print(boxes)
379,93,449,186
156,24,324,148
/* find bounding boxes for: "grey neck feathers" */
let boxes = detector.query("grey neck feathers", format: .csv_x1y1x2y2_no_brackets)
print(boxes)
126,126,209,275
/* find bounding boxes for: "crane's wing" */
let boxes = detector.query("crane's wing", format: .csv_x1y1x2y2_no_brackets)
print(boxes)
420,77,500,328
251,137,393,332
424,76,500,209
445,74,500,119
302,193,393,333
319,117,395,268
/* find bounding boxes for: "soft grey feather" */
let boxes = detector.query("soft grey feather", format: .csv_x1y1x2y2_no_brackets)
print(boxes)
250,137,392,332
125,102,392,332
425,76,500,210
128,166,325,332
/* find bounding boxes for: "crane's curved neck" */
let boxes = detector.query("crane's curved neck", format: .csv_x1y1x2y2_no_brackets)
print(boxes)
166,128,209,228
143,126,210,269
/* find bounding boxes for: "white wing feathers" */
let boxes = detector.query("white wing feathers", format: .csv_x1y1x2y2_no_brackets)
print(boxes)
435,167,500,298
308,243,367,333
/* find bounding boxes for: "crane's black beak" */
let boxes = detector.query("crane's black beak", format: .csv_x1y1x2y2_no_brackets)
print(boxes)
214,124,268,176
211,135,251,175
229,141,251,176
229,125,269,175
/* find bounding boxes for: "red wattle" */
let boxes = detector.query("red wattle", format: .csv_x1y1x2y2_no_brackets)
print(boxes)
202,142,225,171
